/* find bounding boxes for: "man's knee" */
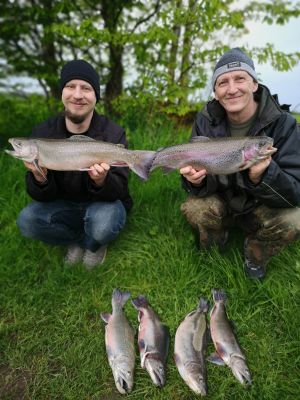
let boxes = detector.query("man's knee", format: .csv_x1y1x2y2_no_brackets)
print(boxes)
181,195,226,229
85,201,126,242
254,205,300,242
16,203,44,237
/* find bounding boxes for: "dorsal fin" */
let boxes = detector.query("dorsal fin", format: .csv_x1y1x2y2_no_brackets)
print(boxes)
68,135,96,141
68,135,125,148
190,136,210,143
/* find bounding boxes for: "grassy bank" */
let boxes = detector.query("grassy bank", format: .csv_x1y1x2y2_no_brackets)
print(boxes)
1,119,300,400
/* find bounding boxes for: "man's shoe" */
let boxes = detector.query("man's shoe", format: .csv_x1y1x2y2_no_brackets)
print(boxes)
65,245,84,265
83,245,108,270
244,257,266,280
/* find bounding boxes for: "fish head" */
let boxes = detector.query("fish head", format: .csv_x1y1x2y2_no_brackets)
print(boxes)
111,361,134,394
6,138,38,162
144,357,166,387
243,137,275,163
230,355,252,385
185,373,207,396
182,362,207,395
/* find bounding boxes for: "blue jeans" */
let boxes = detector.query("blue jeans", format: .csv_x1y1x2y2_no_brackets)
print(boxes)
17,199,127,252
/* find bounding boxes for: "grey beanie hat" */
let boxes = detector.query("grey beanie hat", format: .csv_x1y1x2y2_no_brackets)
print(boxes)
212,48,257,90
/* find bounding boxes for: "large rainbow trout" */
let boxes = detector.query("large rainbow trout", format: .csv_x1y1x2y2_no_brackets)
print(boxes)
6,135,156,180
150,136,276,175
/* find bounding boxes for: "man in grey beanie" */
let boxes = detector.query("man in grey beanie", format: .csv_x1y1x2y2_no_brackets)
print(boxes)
180,47,300,279
16,60,133,269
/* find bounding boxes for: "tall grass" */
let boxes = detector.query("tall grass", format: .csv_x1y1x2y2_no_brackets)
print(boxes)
1,118,300,400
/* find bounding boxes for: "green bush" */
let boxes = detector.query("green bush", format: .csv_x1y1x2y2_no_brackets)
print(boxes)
0,94,53,147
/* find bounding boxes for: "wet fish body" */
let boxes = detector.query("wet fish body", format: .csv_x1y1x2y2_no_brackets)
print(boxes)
132,295,169,387
6,136,156,180
150,136,276,175
208,289,251,385
174,298,209,396
100,289,136,394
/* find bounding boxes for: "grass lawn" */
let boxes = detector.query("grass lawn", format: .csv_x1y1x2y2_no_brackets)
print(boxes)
1,121,300,400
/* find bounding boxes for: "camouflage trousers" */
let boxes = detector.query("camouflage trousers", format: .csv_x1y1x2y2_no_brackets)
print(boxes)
181,195,300,267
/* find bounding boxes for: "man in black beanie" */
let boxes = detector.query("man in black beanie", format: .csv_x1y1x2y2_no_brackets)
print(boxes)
16,59,133,269
180,47,300,279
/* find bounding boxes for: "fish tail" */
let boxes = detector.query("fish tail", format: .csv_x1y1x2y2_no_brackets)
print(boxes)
198,297,209,313
212,288,227,304
132,294,149,310
112,288,131,311
131,151,156,180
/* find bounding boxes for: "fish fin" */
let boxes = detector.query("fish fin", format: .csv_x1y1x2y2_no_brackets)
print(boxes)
112,288,131,310
68,135,96,141
131,151,156,180
132,295,149,310
212,288,227,303
190,136,211,143
207,352,225,366
109,162,128,167
137,310,144,323
213,341,228,359
198,297,209,313
100,312,111,323
33,160,47,180
162,166,176,174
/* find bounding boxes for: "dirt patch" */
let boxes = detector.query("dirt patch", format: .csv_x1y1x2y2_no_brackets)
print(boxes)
0,364,31,400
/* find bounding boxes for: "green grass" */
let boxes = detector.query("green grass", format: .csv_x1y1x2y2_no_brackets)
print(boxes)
1,122,300,400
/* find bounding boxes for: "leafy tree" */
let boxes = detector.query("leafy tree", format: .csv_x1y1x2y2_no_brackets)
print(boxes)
0,0,299,116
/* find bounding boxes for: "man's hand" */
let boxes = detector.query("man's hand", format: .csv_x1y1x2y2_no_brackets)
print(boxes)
88,163,110,187
180,166,207,186
248,157,272,185
24,161,48,183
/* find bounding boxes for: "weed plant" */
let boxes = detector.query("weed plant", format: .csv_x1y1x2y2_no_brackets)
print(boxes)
0,118,300,400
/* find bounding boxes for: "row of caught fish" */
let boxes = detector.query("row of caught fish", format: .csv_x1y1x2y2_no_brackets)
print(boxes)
6,135,276,180
101,288,251,396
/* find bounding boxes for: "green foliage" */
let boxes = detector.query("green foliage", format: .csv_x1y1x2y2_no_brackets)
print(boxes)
0,94,53,147
0,0,300,115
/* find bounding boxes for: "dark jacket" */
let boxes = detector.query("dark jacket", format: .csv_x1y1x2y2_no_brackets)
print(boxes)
25,111,133,212
183,84,300,215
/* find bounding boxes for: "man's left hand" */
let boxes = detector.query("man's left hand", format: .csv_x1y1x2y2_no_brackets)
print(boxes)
88,163,110,187
248,157,271,185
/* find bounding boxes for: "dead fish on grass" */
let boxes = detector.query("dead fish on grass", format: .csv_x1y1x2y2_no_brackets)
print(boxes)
208,289,252,385
150,136,276,175
5,136,156,180
174,298,209,396
101,289,135,394
132,295,170,387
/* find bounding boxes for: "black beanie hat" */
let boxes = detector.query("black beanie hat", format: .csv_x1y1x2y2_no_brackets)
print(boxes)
60,60,100,102
212,48,257,90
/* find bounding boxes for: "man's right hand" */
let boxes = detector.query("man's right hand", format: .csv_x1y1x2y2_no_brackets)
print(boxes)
24,161,48,183
180,166,207,186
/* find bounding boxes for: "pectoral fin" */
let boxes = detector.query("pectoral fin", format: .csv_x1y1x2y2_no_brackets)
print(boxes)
207,352,225,366
33,159,47,181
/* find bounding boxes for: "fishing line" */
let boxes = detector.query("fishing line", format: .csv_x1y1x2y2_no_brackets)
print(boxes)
262,182,296,208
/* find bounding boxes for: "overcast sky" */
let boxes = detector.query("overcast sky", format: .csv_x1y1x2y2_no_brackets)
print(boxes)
239,16,300,111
